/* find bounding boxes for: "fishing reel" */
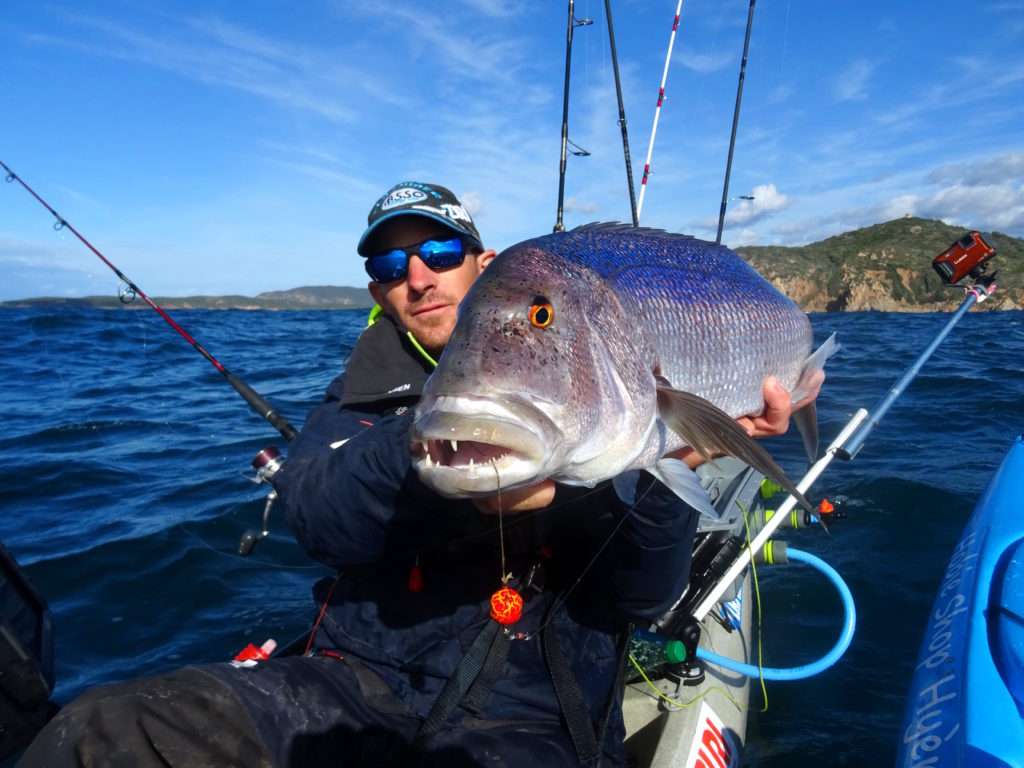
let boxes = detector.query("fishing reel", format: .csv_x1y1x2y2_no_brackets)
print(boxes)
239,446,285,556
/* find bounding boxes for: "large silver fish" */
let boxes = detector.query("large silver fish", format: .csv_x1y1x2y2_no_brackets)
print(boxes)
411,224,836,516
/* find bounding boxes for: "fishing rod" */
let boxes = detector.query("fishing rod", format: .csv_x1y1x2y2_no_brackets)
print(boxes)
715,0,757,245
554,0,592,233
635,0,686,222
1,161,298,443
691,243,998,623
603,0,638,227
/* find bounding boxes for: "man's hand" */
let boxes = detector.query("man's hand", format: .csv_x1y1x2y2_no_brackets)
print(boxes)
736,371,824,438
473,480,556,515
670,371,825,468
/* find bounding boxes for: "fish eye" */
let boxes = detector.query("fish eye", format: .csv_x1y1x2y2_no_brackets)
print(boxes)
528,298,554,329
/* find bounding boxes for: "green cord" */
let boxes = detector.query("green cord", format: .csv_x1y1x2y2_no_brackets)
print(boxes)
366,304,438,368
405,331,438,368
366,303,384,327
627,654,741,712
738,500,769,713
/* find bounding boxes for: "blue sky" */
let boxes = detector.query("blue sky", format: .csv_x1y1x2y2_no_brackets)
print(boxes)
1,0,1022,299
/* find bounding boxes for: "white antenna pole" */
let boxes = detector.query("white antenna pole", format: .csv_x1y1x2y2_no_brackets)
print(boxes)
636,0,686,222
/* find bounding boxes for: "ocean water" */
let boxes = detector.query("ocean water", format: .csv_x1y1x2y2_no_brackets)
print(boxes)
1,306,1022,765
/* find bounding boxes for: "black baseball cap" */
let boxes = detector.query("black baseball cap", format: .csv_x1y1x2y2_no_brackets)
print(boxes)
357,181,483,256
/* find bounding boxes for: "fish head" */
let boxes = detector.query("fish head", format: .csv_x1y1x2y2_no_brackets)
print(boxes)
412,239,658,497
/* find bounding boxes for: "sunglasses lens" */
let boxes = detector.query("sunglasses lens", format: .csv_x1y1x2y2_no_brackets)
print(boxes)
365,250,409,283
365,238,468,282
419,238,466,270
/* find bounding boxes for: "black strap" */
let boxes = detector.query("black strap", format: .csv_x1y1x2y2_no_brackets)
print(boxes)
415,621,503,743
542,620,600,766
461,625,512,716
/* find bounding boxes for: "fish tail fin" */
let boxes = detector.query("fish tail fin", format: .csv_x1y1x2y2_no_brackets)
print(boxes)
791,333,839,404
793,402,820,465
790,333,840,463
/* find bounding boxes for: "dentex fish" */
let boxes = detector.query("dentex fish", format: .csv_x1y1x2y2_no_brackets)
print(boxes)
411,223,837,518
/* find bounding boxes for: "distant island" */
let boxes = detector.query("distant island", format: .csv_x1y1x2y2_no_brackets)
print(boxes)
1,285,375,311
3,217,1021,312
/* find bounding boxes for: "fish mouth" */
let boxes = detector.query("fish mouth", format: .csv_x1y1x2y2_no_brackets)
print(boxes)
411,396,554,496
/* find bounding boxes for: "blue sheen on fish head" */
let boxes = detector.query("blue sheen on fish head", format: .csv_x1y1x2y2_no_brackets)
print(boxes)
412,239,657,496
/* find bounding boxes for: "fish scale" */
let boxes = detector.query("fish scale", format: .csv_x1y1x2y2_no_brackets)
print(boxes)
526,224,811,420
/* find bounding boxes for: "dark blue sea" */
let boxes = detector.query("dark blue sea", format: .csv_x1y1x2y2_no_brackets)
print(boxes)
2,306,1022,765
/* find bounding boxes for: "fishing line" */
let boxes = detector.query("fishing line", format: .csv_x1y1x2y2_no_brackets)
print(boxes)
0,161,297,442
492,461,510,585
178,523,324,571
525,478,658,640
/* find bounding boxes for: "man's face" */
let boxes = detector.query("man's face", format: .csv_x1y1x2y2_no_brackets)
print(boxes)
367,217,495,355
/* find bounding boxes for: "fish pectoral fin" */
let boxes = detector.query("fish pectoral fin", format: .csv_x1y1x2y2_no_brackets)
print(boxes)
650,458,720,520
656,384,814,514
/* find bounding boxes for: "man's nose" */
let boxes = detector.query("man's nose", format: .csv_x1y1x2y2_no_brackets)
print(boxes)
406,255,438,293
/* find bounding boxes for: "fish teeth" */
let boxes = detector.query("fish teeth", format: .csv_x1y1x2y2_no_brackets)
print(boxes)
450,439,458,452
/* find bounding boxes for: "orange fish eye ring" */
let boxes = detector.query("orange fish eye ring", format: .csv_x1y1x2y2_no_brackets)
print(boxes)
528,302,554,329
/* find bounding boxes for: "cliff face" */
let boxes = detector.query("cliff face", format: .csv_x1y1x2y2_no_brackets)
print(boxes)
737,218,1022,311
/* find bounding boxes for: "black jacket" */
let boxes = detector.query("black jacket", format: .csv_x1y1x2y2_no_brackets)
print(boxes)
274,315,698,758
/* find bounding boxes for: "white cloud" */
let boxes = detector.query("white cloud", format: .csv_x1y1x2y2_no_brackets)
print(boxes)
27,12,400,123
457,0,527,17
834,59,875,101
725,183,789,226
459,191,484,217
917,183,1024,230
675,48,733,74
926,152,1024,186
564,197,600,215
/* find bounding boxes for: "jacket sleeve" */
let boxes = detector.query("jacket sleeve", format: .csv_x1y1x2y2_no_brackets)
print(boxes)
274,404,451,571
609,473,700,623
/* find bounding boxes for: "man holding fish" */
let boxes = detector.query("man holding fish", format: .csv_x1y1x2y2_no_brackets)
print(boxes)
21,182,822,767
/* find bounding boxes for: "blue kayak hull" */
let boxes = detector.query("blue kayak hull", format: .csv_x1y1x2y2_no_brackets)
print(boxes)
898,435,1024,767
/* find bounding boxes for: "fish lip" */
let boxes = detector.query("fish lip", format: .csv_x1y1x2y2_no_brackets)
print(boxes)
411,412,546,464
411,395,556,495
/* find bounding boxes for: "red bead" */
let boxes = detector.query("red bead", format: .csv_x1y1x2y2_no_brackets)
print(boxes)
407,564,424,593
489,586,523,625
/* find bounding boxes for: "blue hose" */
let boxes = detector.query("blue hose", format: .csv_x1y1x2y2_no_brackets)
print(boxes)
696,547,856,681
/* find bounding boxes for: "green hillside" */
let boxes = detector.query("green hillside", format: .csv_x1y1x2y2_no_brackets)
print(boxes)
737,217,1020,311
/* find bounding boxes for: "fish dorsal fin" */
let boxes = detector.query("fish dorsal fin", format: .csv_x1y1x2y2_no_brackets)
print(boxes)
568,221,701,242
656,383,814,514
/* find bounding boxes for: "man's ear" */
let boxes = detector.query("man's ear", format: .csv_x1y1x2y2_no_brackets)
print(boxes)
368,281,384,307
476,249,497,273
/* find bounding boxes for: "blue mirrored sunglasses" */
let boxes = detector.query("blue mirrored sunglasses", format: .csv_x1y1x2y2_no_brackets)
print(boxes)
364,237,467,283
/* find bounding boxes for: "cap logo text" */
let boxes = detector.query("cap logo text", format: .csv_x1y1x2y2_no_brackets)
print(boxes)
380,187,428,211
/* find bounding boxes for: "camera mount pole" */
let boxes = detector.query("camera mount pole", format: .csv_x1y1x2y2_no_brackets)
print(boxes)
692,274,997,622
836,277,996,461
